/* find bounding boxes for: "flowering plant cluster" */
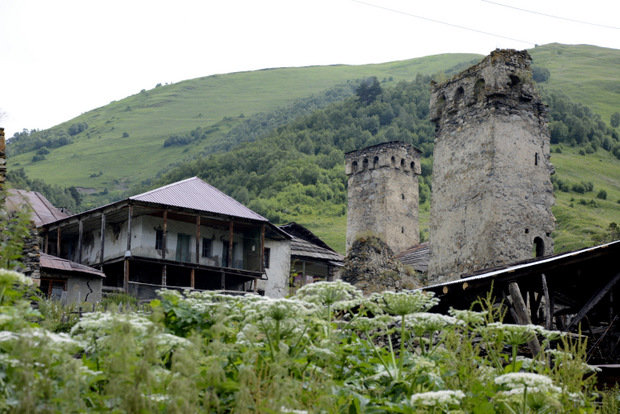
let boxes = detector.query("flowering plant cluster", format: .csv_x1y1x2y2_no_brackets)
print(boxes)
0,273,616,412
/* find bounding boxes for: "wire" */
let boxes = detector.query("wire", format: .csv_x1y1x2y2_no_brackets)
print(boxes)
352,0,620,65
352,0,534,46
482,0,620,30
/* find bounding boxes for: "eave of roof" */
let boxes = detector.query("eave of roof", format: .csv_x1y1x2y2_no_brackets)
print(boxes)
40,253,106,278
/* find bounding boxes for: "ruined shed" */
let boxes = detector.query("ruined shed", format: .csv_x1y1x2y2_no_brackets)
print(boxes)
424,240,620,364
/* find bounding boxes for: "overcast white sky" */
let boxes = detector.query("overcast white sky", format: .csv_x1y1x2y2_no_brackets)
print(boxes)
1,0,618,138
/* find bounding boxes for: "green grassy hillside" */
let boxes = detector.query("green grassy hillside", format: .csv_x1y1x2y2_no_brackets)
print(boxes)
7,53,481,207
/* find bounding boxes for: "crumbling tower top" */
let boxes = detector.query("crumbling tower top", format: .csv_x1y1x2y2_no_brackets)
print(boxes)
345,141,421,255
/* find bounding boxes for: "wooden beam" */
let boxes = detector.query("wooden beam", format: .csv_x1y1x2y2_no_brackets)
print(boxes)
508,281,542,357
228,222,234,268
100,213,106,270
123,259,129,293
567,272,620,331
195,215,201,264
77,219,83,263
541,274,552,330
162,210,168,260
162,264,167,286
57,227,61,258
126,204,133,252
190,268,195,289
44,231,48,254
260,224,266,272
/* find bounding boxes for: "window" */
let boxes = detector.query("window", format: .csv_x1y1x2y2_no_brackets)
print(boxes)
202,238,212,258
264,248,271,269
533,237,545,258
40,279,66,300
176,233,191,262
155,229,163,250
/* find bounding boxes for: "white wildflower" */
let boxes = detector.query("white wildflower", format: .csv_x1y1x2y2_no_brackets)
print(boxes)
295,280,362,306
410,390,465,407
280,407,308,414
494,372,556,390
379,291,439,316
405,312,459,334
448,308,487,326
0,269,33,286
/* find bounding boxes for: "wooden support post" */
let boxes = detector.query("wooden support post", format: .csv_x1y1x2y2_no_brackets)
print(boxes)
123,259,129,293
567,272,620,331
162,264,167,286
57,227,61,258
221,271,225,290
302,261,307,286
77,219,83,263
100,213,106,269
44,231,49,254
126,205,133,252
190,268,195,289
228,222,234,268
260,224,266,272
541,274,552,330
508,281,542,357
254,278,258,293
195,216,201,264
162,210,168,260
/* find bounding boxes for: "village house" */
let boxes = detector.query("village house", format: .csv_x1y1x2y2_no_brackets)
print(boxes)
37,177,295,299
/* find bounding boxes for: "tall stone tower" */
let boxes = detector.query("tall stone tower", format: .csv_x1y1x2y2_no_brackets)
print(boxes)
345,141,421,254
427,49,555,284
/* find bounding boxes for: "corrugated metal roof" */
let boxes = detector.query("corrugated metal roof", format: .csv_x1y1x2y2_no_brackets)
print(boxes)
6,189,69,226
40,253,106,278
130,177,268,222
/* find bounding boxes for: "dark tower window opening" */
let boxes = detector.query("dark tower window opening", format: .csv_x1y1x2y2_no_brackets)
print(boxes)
401,193,405,200
410,161,415,171
402,227,405,234
533,237,545,258
509,75,520,88
454,86,464,105
373,156,379,167
363,158,369,170
535,152,539,166
352,161,358,172
474,79,486,100
400,159,405,168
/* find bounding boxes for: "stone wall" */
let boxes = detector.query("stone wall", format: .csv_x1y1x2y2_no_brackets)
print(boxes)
345,141,421,255
427,49,555,284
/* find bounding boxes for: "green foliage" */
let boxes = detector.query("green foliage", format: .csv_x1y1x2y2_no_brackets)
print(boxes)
355,76,383,105
0,278,613,412
0,190,32,269
67,122,88,136
597,189,608,200
532,66,551,83
611,112,620,128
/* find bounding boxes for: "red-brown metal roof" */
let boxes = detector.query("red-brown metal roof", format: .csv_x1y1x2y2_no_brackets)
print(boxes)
130,177,268,222
40,253,106,278
6,189,69,226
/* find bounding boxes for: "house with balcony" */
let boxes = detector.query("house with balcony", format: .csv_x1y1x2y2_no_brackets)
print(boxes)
38,177,292,299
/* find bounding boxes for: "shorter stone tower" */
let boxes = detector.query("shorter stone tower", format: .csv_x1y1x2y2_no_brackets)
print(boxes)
427,49,555,284
345,141,421,254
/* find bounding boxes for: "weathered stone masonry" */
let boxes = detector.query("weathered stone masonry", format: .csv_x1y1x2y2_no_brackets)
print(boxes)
427,49,555,284
345,141,421,255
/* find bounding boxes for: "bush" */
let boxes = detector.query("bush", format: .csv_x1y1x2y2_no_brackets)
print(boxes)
597,190,607,200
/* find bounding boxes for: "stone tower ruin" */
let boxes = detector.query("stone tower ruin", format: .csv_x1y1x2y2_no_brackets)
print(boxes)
427,49,555,284
345,141,421,254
